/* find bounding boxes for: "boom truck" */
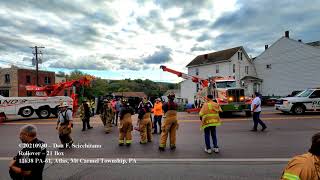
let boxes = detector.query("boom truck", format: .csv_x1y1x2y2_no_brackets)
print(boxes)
160,65,252,116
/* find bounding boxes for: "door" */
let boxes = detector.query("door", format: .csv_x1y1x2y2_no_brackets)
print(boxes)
309,90,320,111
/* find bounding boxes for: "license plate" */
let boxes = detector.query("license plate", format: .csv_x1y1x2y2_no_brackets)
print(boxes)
234,104,239,108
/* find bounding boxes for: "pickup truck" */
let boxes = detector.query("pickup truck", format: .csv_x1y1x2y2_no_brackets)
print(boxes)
275,88,320,114
0,95,73,119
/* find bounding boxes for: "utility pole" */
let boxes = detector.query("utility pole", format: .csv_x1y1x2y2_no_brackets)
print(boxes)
30,46,45,86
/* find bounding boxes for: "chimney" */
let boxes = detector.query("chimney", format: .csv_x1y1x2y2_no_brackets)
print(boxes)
298,39,302,42
203,54,208,60
285,31,289,38
265,45,268,50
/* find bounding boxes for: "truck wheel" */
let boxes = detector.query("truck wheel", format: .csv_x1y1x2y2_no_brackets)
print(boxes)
245,111,252,117
19,107,34,117
292,105,305,115
37,107,51,119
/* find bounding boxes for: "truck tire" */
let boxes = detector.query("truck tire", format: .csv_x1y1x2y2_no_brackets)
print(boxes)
245,111,252,117
37,107,51,119
292,104,305,115
19,106,34,117
51,106,59,118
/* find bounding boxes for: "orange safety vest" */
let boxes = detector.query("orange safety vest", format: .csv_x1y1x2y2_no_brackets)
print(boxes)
153,102,163,116
199,100,222,130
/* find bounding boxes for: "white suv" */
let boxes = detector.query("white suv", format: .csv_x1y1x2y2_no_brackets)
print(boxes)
275,88,320,115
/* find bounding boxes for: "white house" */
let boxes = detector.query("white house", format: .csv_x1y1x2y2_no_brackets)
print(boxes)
181,46,260,103
254,32,320,97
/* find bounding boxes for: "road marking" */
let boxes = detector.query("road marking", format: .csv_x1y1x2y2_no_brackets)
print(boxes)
0,157,290,162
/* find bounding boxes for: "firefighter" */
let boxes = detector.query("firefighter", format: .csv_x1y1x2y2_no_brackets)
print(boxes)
100,99,114,133
80,99,93,131
139,103,152,144
281,132,320,180
118,100,135,146
56,102,73,149
199,95,223,154
159,93,178,151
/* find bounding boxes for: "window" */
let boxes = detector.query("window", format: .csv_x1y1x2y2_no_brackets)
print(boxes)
266,64,272,69
0,89,9,97
245,66,249,74
233,64,236,73
196,84,199,92
238,52,240,60
44,76,51,84
26,75,31,84
64,90,68,96
216,65,219,73
5,74,10,83
195,68,199,76
310,90,320,98
27,91,33,97
240,52,243,60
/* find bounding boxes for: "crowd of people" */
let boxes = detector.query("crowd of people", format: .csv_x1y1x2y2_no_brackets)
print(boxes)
8,93,319,180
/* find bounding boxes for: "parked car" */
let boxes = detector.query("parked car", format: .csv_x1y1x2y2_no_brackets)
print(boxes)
275,88,320,114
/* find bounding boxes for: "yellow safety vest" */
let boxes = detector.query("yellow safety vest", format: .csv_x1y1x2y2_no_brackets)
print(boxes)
199,101,222,130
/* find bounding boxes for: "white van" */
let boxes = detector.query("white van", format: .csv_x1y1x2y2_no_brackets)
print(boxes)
0,95,73,119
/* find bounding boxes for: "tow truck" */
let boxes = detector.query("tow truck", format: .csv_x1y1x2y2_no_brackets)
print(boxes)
160,65,252,116
0,75,93,119
275,88,320,114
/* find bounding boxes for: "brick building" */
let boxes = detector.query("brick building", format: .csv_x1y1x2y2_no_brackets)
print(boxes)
0,66,67,97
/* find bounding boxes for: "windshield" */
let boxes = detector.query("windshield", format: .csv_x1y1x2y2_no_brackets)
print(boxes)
296,89,314,97
215,81,236,88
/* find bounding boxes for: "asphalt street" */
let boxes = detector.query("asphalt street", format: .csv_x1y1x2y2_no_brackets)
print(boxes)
0,106,320,180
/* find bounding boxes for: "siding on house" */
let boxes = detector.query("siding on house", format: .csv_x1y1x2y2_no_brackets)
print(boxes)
254,37,320,96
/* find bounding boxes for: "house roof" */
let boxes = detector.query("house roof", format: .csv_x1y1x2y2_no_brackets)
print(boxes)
186,46,242,67
112,92,147,98
306,41,320,47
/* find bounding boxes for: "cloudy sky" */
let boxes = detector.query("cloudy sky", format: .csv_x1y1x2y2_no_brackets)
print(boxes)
0,0,319,82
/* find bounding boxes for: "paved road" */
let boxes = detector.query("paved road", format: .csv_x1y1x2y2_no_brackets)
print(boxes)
0,107,319,180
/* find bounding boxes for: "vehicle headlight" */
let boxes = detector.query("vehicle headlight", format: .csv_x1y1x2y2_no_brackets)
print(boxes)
228,97,233,101
240,96,244,101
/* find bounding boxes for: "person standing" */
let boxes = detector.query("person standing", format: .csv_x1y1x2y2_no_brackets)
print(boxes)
139,103,152,144
89,98,95,116
251,92,267,132
9,124,46,180
281,132,320,180
114,99,122,126
199,95,223,154
118,100,135,146
153,98,163,134
80,99,93,131
159,93,178,151
56,102,73,148
100,99,114,133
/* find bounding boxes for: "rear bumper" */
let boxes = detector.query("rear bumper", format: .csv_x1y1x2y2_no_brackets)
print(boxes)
221,104,251,112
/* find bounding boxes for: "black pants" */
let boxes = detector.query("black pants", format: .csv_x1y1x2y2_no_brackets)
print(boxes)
253,112,266,130
113,111,119,126
82,117,91,130
153,115,162,133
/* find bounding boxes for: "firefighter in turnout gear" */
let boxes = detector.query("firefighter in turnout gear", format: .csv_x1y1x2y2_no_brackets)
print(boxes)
80,99,93,131
281,132,320,180
159,93,178,151
138,103,152,144
118,100,135,146
100,99,114,133
199,95,223,154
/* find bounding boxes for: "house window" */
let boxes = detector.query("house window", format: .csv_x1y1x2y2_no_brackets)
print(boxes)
238,52,240,60
196,84,199,92
0,89,9,97
216,65,219,73
240,52,243,60
27,91,33,97
195,68,199,76
233,64,236,73
44,76,51,84
5,74,10,83
26,75,31,84
266,64,272,69
245,66,249,74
